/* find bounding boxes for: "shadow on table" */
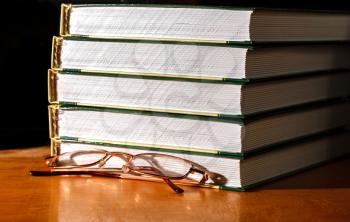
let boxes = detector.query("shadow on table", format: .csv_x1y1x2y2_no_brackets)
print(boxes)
256,156,350,190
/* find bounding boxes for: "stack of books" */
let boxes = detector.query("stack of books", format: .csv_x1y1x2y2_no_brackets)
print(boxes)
48,4,350,191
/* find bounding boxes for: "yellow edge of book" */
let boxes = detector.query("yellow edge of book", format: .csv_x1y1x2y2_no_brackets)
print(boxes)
77,69,225,81
60,4,72,36
50,68,225,82
51,37,62,69
48,69,57,103
48,105,59,139
63,34,229,44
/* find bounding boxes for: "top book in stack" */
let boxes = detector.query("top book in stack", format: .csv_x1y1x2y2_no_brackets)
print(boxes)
60,4,350,43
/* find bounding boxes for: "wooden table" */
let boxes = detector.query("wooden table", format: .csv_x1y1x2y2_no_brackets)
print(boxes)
0,146,349,222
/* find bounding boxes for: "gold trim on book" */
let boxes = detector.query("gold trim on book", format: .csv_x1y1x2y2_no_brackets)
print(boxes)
77,137,220,154
51,37,63,69
76,102,219,117
50,139,61,156
53,67,225,81
48,69,58,103
79,69,225,81
48,105,60,139
60,4,72,36
72,34,228,44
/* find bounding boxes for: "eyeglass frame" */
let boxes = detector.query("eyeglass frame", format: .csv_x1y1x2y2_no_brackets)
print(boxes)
40,149,211,193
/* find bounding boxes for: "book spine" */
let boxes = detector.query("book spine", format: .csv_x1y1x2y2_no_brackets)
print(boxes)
51,36,62,69
48,69,58,103
60,4,72,37
48,105,59,139
50,138,61,156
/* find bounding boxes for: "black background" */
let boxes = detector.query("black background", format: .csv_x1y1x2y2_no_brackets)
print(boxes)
0,0,349,148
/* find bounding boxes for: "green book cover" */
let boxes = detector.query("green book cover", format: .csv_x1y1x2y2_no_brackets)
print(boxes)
61,4,350,44
53,129,350,191
49,68,350,119
49,98,349,157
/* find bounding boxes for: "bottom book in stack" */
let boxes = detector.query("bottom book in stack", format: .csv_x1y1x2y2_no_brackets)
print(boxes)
51,129,350,190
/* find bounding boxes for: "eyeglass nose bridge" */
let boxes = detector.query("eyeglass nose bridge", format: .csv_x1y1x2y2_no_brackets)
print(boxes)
97,152,134,168
121,165,130,174
97,154,111,167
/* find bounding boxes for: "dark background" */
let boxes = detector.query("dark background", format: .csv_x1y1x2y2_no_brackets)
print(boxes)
0,0,349,148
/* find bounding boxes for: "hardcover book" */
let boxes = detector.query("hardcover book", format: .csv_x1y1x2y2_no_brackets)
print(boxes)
60,4,350,43
51,37,349,80
49,101,350,156
44,3,350,191
49,69,350,117
51,130,350,190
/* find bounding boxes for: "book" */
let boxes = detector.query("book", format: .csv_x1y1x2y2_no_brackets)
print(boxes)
49,101,350,156
43,4,350,192
60,4,350,43
51,130,350,190
49,69,350,116
51,37,349,80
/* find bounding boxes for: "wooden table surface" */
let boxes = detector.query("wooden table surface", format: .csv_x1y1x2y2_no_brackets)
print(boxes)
0,146,349,222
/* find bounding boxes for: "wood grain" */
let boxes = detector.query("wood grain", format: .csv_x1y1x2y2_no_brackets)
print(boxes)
0,146,349,222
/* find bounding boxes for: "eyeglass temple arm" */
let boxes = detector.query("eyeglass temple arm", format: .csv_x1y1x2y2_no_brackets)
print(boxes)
30,169,122,178
163,178,184,193
129,165,184,194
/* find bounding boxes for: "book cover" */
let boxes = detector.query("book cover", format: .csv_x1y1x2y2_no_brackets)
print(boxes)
59,4,350,43
48,100,350,156
51,128,350,191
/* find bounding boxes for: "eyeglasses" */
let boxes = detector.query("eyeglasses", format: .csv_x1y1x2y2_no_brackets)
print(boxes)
30,149,211,193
